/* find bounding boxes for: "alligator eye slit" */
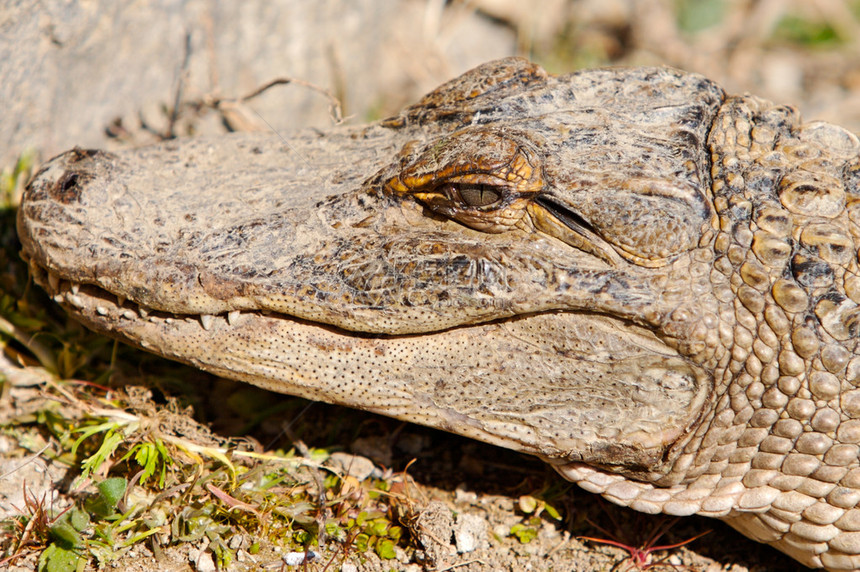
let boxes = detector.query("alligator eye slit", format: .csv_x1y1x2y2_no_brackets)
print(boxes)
534,194,599,236
455,184,502,208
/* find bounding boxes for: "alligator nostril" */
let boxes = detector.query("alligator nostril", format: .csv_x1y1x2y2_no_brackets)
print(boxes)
49,171,84,204
61,172,78,191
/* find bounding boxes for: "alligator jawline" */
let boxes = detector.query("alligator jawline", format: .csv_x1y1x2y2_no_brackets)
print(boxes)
28,258,667,352
28,260,593,340
30,262,387,338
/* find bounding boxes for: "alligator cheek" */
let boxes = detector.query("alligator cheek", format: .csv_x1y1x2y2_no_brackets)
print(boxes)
52,285,711,478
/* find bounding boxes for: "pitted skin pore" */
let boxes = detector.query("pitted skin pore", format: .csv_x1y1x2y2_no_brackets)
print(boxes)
16,58,860,569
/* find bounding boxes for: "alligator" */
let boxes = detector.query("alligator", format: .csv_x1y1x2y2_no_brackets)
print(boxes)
16,58,860,570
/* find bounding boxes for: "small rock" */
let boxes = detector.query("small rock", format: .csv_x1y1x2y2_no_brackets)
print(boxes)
538,523,561,542
395,545,409,562
522,540,542,555
281,550,320,566
454,485,478,504
454,513,489,553
415,501,456,565
283,551,319,566
496,496,515,511
328,452,376,481
194,551,216,572
0,435,16,454
340,563,358,572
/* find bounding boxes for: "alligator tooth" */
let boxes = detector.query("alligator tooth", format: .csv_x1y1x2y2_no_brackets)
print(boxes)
53,293,64,304
48,272,60,292
121,309,136,320
70,283,80,295
165,317,174,324
227,310,240,326
200,314,215,331
96,306,108,316
138,307,149,318
66,293,84,309
117,294,126,307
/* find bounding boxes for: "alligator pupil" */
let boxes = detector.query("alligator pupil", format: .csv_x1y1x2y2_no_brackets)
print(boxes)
457,184,501,207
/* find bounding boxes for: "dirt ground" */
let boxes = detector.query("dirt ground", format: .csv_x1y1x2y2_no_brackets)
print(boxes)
3,1,860,570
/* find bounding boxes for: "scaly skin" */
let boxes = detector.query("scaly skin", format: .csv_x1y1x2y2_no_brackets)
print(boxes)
16,58,860,569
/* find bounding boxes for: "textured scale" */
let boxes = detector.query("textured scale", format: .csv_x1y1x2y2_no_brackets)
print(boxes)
16,58,860,569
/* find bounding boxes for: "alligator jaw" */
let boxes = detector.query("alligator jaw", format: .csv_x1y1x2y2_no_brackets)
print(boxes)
27,261,711,477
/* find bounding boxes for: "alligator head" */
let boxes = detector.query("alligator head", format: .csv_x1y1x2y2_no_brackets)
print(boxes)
19,57,721,472
20,58,860,569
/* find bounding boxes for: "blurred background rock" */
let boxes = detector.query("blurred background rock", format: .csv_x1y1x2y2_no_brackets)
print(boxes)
3,0,860,167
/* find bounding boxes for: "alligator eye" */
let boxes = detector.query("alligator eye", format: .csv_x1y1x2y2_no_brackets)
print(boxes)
455,184,502,208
